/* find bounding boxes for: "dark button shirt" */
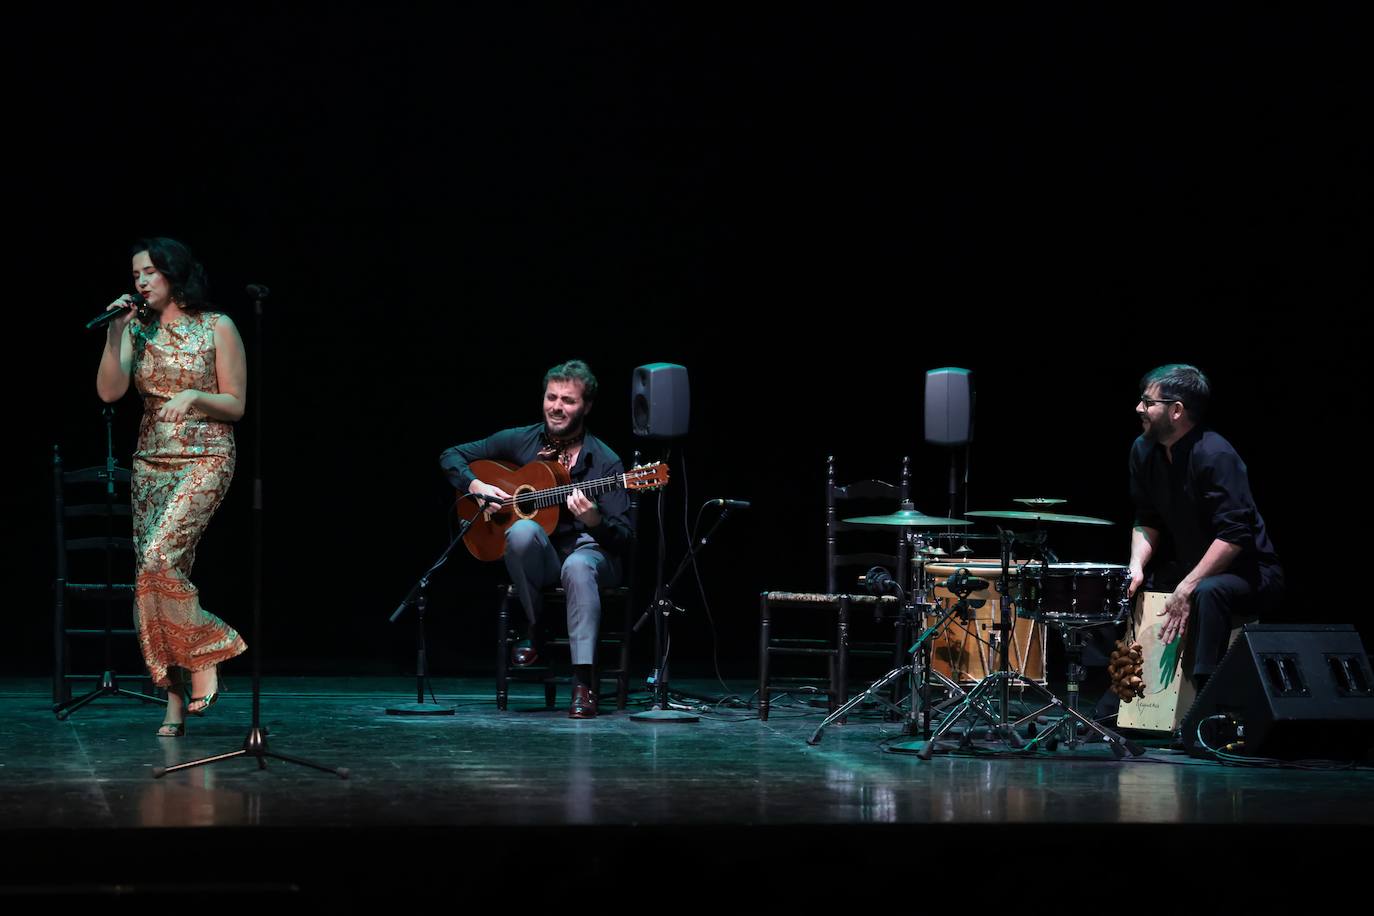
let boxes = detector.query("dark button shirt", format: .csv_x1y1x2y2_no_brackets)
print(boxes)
1129,426,1281,590
439,423,632,556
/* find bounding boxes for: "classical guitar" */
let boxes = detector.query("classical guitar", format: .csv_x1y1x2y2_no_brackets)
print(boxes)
456,458,669,561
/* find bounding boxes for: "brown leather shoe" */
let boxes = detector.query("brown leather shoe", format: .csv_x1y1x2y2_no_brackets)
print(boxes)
569,684,598,719
511,639,540,667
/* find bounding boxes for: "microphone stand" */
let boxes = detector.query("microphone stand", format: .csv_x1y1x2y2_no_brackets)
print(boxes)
630,501,741,723
155,284,348,779
385,493,493,715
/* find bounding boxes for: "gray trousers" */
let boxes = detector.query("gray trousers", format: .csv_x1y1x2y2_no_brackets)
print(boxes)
503,519,621,666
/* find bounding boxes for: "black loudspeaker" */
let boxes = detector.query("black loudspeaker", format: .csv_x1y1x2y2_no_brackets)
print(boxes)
1180,623,1374,761
924,367,973,445
631,363,689,438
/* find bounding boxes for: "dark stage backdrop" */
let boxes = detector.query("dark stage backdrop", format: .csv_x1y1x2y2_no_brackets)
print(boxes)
7,7,1367,679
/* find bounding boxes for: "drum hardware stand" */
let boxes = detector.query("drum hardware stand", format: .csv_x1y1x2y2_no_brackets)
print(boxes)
909,529,1144,760
807,568,997,746
154,285,349,780
1034,581,1135,749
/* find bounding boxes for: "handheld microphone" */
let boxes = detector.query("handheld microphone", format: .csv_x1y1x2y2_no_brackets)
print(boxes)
85,296,147,331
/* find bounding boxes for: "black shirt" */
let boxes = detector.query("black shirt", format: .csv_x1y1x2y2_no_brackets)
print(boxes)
1129,426,1281,590
439,423,633,556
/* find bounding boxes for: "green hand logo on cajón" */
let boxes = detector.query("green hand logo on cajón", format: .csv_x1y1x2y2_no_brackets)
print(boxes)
1157,635,1180,691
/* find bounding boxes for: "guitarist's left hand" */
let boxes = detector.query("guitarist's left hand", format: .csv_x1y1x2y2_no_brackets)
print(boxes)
567,488,602,527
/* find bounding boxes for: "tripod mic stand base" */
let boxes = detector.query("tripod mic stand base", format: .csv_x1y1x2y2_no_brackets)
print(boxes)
152,726,351,780
385,702,455,716
630,708,699,723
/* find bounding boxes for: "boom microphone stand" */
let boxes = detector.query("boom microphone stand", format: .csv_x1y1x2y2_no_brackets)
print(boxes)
155,284,348,779
386,493,497,715
630,498,745,722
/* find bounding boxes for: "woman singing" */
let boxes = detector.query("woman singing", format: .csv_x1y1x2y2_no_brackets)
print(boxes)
96,237,248,737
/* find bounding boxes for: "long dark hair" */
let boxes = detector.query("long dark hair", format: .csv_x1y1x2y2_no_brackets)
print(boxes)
131,237,211,312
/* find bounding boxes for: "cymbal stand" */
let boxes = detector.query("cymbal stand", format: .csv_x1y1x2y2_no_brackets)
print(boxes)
807,546,995,745
915,529,1143,760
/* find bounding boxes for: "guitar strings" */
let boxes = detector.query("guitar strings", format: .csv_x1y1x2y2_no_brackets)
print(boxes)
493,467,664,509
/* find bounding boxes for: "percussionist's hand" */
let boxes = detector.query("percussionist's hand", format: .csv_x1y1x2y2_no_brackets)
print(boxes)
158,390,199,421
1157,583,1193,645
1127,564,1145,599
469,481,512,520
567,487,601,527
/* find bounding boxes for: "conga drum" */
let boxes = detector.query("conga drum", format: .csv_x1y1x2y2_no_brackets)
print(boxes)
924,560,1047,684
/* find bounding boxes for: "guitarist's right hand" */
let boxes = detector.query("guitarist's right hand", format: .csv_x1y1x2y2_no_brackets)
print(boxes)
469,480,513,520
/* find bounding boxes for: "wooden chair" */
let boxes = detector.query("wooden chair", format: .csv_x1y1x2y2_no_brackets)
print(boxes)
758,456,911,720
51,437,161,717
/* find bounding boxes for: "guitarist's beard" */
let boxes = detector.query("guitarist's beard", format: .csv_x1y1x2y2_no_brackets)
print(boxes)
541,411,587,467
543,405,588,442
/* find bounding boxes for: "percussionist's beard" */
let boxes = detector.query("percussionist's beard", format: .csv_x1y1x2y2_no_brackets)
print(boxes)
1142,412,1175,443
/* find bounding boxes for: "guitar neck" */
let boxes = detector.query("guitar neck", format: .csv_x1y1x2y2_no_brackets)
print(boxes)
524,472,628,509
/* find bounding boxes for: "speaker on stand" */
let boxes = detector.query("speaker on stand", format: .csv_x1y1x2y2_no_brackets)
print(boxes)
924,367,974,527
627,363,702,723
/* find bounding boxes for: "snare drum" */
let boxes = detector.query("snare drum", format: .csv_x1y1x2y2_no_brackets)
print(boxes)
924,560,1047,685
1022,563,1131,624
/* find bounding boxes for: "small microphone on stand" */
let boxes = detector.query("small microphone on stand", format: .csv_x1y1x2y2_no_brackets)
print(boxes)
861,566,903,599
707,498,751,509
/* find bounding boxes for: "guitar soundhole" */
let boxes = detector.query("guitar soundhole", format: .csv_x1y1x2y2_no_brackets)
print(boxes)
513,485,540,519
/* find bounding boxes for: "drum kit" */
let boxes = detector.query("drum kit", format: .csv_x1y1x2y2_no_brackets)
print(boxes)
806,499,1145,759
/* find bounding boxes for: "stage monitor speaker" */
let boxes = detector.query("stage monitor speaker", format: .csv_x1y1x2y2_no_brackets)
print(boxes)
631,363,689,439
1180,623,1374,761
924,368,973,446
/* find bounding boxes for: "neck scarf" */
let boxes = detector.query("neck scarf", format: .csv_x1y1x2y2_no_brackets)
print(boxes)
539,429,585,468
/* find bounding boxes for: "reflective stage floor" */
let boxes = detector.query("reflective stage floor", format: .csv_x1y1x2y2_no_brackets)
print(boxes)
3,676,1372,904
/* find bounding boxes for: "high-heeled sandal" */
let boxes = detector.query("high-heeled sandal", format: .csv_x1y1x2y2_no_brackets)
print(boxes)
188,665,221,717
156,721,185,738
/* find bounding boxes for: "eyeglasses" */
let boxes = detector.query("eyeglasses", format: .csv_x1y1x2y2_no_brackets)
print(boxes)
1138,396,1181,408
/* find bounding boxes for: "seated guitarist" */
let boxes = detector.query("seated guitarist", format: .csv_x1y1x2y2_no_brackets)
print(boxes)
439,359,632,719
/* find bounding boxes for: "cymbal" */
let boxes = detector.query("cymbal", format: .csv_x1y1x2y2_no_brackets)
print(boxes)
1015,497,1066,506
919,547,948,557
843,509,974,527
965,509,1114,526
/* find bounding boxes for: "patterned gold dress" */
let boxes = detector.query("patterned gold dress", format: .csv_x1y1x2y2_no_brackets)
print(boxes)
130,311,247,688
